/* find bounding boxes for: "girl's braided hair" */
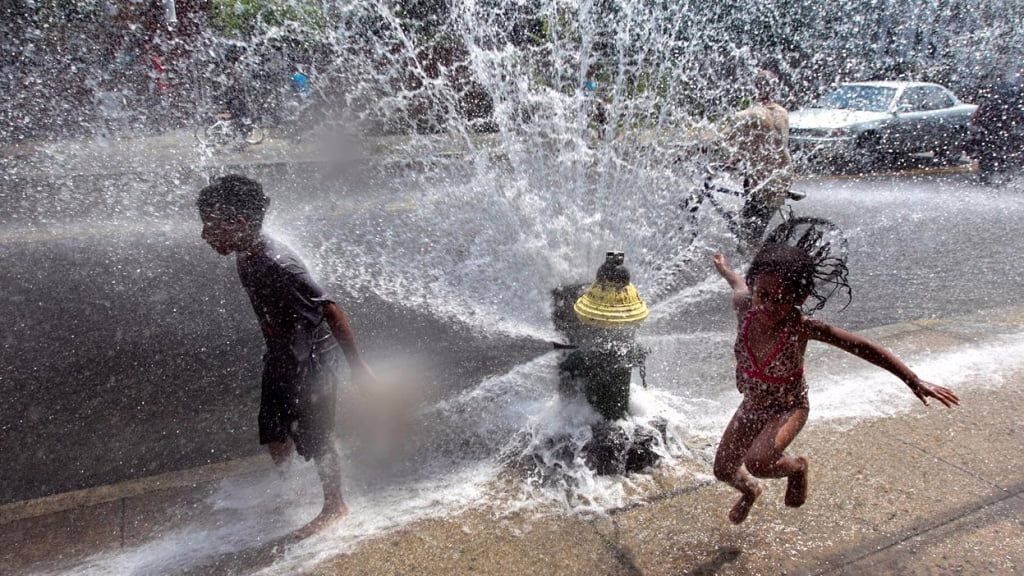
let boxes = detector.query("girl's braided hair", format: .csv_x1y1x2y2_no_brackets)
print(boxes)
746,217,852,313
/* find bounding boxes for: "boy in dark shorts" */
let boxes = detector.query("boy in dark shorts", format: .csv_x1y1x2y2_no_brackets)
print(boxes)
197,174,375,539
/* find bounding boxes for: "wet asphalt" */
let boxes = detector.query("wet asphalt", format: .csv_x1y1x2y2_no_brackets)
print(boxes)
1,159,1021,504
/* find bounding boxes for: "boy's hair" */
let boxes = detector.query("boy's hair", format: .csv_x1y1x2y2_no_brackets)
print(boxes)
196,174,270,227
747,217,852,313
753,69,779,101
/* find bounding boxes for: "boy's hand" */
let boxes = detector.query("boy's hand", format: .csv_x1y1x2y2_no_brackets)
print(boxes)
909,378,960,408
352,359,379,386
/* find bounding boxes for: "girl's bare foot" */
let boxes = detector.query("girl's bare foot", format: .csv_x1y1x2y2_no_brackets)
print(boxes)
785,457,808,508
728,484,762,524
292,501,349,540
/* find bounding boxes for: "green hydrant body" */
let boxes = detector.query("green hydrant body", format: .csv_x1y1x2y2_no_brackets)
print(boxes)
553,251,649,422
559,344,645,421
550,252,662,474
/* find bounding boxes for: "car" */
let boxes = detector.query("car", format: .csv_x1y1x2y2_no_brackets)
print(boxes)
789,81,977,169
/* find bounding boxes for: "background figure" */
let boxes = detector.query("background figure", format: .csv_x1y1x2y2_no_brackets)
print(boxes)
725,70,794,248
292,69,311,99
971,67,1024,176
223,48,252,137
224,84,251,137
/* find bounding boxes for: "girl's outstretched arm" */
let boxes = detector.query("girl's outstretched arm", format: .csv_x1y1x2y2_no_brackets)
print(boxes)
804,318,960,408
712,253,750,313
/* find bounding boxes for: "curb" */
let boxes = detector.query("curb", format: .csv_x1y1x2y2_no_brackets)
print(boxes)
798,161,974,181
0,455,266,526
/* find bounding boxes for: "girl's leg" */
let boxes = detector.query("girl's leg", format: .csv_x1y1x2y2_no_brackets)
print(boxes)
714,402,768,524
743,407,810,507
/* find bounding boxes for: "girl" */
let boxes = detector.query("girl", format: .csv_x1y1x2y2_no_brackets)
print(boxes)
711,226,959,524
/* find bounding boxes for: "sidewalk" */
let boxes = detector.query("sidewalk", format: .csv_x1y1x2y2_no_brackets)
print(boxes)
1,124,968,184
0,128,505,180
4,306,1024,575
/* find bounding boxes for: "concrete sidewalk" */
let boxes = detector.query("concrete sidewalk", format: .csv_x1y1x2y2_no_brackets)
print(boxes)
0,128,505,180
1,124,970,183
4,307,1024,575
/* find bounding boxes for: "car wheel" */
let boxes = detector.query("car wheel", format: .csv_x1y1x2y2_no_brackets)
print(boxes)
977,151,1001,175
855,132,887,172
935,128,970,166
935,146,965,166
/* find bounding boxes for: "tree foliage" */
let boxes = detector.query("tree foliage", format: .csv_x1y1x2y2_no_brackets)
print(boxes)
209,0,328,40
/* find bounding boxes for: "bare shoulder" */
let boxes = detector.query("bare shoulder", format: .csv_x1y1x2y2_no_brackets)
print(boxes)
797,315,833,338
799,316,863,346
733,291,752,316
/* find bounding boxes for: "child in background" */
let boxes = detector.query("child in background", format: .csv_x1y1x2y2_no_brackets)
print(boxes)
711,221,959,524
197,174,376,539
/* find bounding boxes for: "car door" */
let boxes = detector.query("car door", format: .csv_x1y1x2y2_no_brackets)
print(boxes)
889,86,931,152
918,86,963,151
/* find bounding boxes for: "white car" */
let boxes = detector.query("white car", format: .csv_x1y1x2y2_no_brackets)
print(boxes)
789,81,977,168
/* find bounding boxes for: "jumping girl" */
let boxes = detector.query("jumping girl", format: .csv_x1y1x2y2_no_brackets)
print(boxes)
711,220,960,524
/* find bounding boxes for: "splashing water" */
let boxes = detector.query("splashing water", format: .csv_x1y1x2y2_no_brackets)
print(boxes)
7,2,1024,575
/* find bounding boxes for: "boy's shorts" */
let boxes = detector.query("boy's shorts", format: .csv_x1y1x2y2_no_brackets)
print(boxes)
258,348,340,460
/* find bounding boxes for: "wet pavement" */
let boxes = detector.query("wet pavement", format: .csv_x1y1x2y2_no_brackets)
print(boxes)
2,132,1022,506
0,128,500,180
0,158,545,503
3,305,1023,575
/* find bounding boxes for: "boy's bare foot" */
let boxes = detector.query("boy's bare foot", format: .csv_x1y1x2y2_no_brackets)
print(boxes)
728,484,762,524
291,501,349,540
785,457,808,508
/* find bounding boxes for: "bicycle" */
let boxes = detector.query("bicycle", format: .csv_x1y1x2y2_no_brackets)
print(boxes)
194,110,266,148
680,167,806,252
645,167,812,301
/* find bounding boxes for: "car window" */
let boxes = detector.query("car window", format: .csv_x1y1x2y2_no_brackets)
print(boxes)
898,87,930,111
898,86,955,112
921,87,955,110
816,86,896,112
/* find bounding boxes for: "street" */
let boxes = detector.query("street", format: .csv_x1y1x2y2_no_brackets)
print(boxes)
1,150,1021,505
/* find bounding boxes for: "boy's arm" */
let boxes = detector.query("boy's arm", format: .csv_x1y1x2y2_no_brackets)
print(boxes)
324,302,374,379
712,253,750,312
804,318,960,408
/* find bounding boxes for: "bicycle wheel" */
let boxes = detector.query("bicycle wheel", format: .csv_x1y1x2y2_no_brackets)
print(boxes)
642,186,715,302
204,121,236,148
194,124,210,145
245,126,266,145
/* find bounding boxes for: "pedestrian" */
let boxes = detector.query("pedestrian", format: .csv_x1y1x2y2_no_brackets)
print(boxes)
972,67,1024,176
724,70,794,248
222,47,253,139
196,174,376,539
710,220,959,524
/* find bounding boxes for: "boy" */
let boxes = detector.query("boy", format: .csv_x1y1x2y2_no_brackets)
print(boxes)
197,174,374,539
725,70,794,247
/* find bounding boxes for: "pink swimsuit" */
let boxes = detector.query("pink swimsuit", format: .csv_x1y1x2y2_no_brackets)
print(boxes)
734,309,809,411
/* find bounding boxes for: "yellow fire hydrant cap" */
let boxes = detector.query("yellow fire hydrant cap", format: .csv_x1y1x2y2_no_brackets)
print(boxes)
573,282,649,328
